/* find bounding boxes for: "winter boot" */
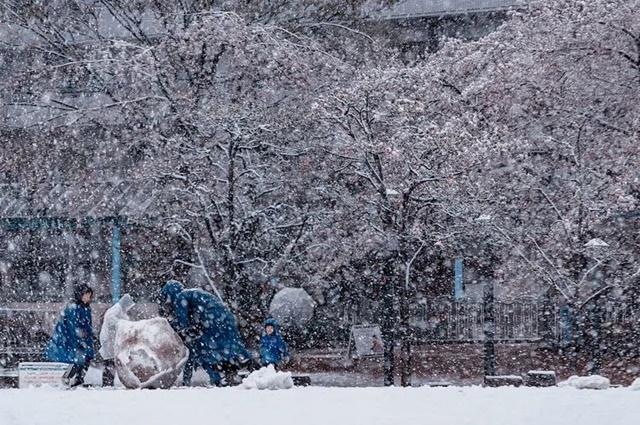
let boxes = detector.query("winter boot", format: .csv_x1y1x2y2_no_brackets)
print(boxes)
61,364,76,386
102,359,116,387
68,364,89,387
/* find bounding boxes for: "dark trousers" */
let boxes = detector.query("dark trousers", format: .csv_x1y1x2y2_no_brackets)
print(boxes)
182,351,258,387
182,353,195,386
62,363,90,387
102,359,116,387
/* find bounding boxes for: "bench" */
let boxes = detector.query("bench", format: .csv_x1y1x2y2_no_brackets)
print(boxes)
525,370,556,387
292,375,311,386
484,375,524,387
0,367,19,388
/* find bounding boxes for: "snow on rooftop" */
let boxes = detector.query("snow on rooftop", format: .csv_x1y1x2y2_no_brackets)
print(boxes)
366,0,527,19
584,238,610,248
0,181,156,219
528,370,556,375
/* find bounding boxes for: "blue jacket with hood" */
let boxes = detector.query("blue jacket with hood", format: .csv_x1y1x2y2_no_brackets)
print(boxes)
44,283,95,365
260,318,289,366
161,280,251,366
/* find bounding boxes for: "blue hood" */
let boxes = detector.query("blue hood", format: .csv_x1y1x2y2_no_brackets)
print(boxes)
264,317,280,332
161,280,184,304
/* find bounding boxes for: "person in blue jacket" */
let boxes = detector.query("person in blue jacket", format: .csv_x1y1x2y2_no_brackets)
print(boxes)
45,283,95,387
260,317,289,370
160,280,252,387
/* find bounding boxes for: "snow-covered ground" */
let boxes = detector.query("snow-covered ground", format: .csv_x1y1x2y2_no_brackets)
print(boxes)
2,381,639,425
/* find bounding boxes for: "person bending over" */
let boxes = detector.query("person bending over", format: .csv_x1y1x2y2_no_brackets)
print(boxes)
160,280,252,387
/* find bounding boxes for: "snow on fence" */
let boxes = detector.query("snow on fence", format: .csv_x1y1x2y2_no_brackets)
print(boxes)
601,299,640,324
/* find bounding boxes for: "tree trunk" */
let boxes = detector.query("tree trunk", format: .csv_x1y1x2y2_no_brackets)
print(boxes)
399,273,412,387
483,277,496,377
400,338,412,387
381,261,396,386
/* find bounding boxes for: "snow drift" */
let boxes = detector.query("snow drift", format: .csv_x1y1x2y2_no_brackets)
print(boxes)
557,375,610,390
114,317,188,389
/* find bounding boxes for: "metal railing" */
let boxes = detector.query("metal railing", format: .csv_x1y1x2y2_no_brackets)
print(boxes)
352,294,640,345
0,308,54,368
407,297,542,342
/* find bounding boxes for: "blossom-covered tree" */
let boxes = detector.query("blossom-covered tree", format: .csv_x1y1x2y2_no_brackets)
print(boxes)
313,63,503,384
433,0,639,303
431,0,640,371
0,3,349,339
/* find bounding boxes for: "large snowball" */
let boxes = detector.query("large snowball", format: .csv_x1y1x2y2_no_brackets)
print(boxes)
114,317,188,389
269,287,314,326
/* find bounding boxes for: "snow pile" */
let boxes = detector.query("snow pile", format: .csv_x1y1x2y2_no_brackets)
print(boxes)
630,378,640,390
114,317,188,389
241,365,293,390
558,375,610,390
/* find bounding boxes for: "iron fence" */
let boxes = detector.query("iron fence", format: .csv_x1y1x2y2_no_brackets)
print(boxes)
352,295,640,345
407,297,542,342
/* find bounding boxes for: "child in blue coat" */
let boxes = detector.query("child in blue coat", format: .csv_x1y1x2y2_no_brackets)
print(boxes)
260,318,289,370
45,283,95,387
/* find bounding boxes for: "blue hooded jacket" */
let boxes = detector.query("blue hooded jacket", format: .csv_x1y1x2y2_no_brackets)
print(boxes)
260,318,289,366
161,281,251,366
44,284,95,365
160,279,184,328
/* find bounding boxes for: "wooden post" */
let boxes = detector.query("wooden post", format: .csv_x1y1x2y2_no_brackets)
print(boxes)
382,262,396,386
